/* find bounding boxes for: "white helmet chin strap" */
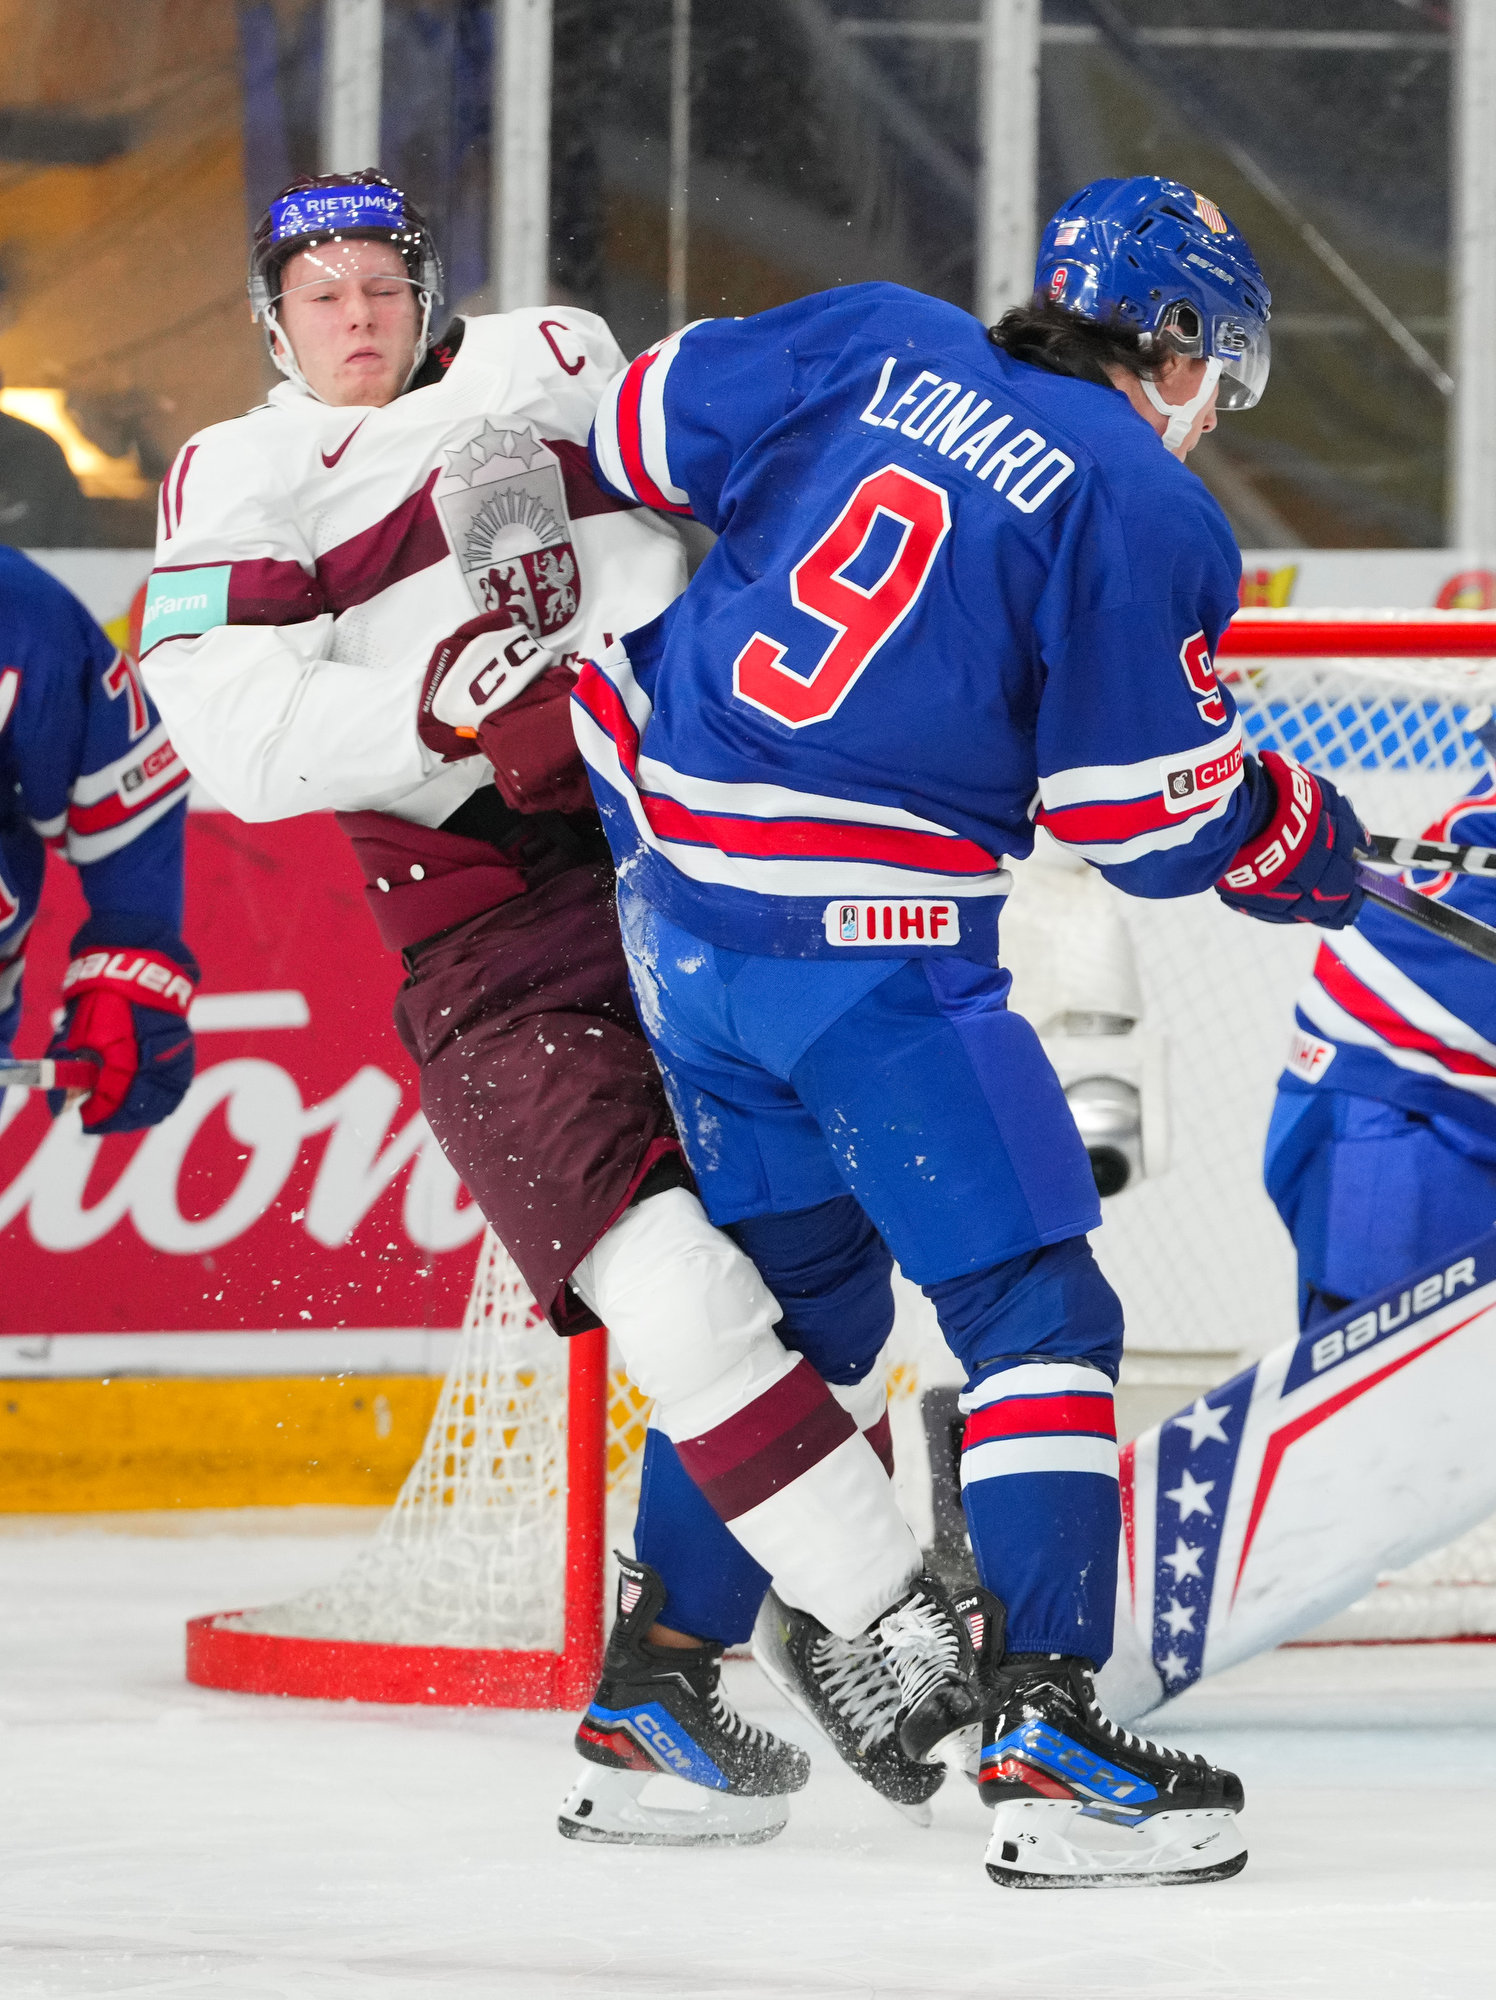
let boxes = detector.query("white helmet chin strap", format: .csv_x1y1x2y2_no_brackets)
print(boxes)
1142,356,1222,451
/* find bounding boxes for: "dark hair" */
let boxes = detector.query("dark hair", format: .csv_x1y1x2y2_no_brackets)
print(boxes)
987,299,1160,387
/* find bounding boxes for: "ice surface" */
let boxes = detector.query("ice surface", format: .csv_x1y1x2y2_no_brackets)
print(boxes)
3,1518,1496,1999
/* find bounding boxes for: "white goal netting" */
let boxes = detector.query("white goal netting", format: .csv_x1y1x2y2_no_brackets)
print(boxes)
1112,646,1496,1630
229,1232,650,1653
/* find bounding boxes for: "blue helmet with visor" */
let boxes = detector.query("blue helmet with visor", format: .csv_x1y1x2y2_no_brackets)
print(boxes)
1033,176,1271,447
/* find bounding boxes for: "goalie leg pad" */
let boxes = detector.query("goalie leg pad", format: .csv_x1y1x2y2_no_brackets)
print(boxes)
573,1189,919,1639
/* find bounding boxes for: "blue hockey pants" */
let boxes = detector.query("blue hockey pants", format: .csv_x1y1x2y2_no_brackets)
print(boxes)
624,895,1125,1664
1265,1086,1496,1328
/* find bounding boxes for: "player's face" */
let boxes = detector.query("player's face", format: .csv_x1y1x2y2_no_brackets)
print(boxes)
274,241,421,408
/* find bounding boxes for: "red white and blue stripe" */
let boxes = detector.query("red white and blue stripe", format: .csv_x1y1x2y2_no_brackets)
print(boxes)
590,324,706,516
959,1361,1119,1485
573,648,1014,955
1285,781,1496,1128
1035,718,1244,870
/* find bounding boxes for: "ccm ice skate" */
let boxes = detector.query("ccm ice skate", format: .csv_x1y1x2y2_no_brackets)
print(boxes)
752,1588,947,1825
559,1556,809,1847
977,1652,1247,1887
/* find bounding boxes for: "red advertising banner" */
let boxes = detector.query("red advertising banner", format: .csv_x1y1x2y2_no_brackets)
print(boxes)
1,811,477,1347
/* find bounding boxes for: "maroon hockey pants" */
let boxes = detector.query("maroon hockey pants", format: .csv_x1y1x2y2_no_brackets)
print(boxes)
392,861,679,1330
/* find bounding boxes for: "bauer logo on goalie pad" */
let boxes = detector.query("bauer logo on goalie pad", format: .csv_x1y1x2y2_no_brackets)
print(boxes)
825,900,960,946
1295,1257,1478,1385
1285,1029,1336,1083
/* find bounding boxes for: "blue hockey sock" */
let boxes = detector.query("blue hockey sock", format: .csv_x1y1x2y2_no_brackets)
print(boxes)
630,1427,770,1647
926,1237,1124,1666
958,1360,1120,1664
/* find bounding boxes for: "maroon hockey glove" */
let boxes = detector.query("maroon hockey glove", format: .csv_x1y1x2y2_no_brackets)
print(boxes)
46,919,198,1133
1215,749,1366,929
476,664,596,815
418,612,553,762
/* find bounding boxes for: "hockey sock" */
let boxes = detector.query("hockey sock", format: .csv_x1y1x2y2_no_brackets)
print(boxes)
572,1188,920,1640
958,1360,1120,1662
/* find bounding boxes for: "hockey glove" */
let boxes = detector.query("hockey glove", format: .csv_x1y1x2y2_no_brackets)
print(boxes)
418,612,554,762
1215,749,1366,929
46,916,198,1133
480,664,596,815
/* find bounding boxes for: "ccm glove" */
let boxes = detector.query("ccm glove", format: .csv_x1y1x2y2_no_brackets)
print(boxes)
417,610,593,814
1215,749,1366,929
418,612,554,761
46,916,198,1133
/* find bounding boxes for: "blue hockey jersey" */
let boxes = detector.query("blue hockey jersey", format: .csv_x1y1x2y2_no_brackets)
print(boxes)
0,549,189,1047
575,282,1257,961
1281,774,1496,1148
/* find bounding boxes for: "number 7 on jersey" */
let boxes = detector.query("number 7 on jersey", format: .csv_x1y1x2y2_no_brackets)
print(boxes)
732,465,951,728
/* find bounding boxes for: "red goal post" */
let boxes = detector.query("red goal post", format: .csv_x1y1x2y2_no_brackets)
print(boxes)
1219,608,1496,659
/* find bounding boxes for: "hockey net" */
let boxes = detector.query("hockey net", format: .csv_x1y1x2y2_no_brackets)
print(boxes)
1104,609,1496,1643
187,1233,651,1706
185,610,1496,1706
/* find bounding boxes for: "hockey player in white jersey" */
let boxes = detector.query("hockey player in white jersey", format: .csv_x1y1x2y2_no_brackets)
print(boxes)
140,171,977,1845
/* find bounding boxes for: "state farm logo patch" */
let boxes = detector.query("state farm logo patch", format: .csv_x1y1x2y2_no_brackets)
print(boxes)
435,421,580,637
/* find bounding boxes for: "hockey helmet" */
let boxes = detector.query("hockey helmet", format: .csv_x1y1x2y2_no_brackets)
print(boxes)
1034,177,1271,442
248,170,444,393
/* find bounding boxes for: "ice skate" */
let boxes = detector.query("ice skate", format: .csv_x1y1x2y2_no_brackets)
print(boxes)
978,1653,1246,1887
559,1556,809,1847
874,1569,982,1764
752,1588,946,1826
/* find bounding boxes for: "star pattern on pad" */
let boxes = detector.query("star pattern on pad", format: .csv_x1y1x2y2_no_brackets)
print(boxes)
1160,1596,1197,1637
1158,1648,1191,1683
1164,1467,1215,1521
1172,1396,1231,1450
1161,1536,1205,1583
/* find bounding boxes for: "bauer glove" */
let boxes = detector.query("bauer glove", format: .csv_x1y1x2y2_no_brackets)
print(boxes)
1215,750,1366,929
46,916,198,1133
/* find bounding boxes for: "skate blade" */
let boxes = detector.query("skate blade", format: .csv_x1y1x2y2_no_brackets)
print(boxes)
557,1764,790,1848
751,1608,940,1828
984,1801,1247,1889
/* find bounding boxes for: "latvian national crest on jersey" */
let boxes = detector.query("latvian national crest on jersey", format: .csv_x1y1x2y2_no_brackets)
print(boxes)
435,420,580,636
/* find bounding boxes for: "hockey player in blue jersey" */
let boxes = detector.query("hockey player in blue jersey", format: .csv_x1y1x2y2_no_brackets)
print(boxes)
1266,770,1496,1328
574,177,1372,1886
0,549,196,1131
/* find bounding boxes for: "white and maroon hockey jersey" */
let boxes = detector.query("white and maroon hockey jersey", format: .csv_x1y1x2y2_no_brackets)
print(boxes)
139,309,686,828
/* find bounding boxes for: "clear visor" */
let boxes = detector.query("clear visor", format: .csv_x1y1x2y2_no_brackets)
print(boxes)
273,241,423,307
1155,301,1270,413
1211,317,1270,411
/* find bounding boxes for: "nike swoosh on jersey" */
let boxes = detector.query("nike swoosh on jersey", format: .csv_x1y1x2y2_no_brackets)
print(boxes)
321,419,368,469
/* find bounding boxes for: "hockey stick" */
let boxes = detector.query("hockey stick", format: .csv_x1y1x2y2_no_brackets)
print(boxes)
1365,832,1496,878
0,1058,100,1092
1352,863,1496,966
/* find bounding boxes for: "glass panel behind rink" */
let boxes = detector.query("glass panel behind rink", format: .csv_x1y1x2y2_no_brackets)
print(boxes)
0,1,267,549
554,0,983,358
1036,1,1451,550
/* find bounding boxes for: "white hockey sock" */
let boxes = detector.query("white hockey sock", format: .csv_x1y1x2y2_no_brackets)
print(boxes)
572,1190,919,1638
